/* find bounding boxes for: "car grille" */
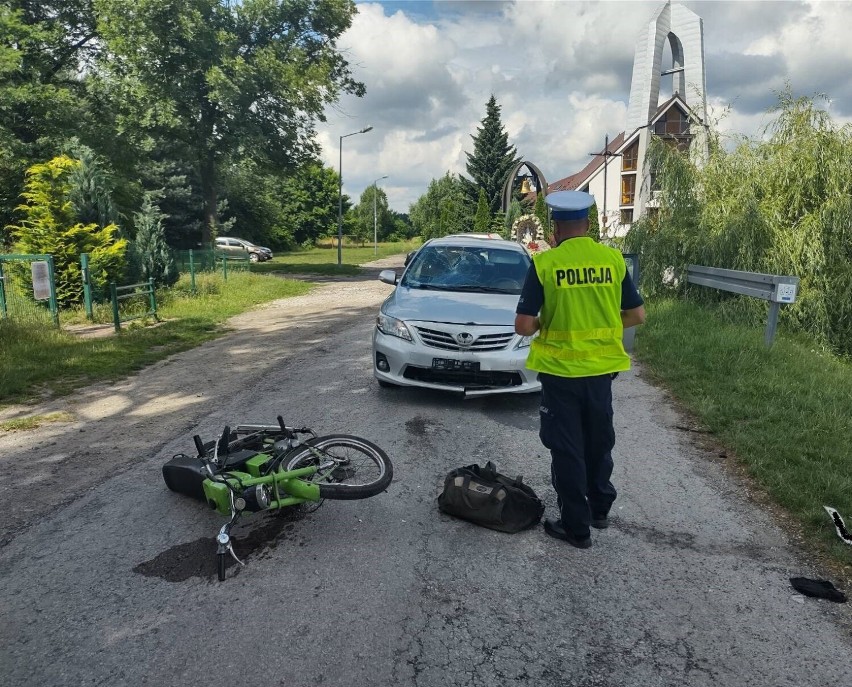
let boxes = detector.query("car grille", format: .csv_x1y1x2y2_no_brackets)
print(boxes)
414,327,514,352
403,367,523,388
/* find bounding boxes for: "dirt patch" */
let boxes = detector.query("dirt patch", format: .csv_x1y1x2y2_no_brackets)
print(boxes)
63,323,117,339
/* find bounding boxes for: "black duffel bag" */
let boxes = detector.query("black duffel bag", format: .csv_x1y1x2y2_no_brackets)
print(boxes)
437,461,544,533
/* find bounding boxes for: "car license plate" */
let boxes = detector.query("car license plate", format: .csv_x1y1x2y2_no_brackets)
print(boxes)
432,358,480,372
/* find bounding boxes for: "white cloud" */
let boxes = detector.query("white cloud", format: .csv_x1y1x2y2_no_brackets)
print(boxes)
317,1,852,213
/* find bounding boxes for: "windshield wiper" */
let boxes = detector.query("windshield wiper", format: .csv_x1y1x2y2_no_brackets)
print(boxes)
406,282,452,291
447,285,517,293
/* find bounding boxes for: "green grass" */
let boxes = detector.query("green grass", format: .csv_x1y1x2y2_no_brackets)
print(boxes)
636,298,852,571
0,411,74,431
251,261,362,276
0,272,313,404
251,240,420,275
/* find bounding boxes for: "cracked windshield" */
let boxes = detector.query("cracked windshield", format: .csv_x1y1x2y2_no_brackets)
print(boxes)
402,245,530,293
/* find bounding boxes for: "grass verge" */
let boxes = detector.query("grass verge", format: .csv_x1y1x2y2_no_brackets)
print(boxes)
0,272,313,404
635,298,852,575
252,240,420,276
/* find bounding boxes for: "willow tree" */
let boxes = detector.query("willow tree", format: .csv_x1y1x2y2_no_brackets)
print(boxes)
95,0,365,245
624,89,852,355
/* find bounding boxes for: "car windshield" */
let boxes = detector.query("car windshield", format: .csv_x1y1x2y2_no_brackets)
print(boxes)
401,245,531,294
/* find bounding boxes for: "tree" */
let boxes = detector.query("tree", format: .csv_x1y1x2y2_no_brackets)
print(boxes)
504,199,522,237
136,152,204,249
277,162,345,248
95,0,365,244
409,172,472,240
587,201,601,242
473,188,490,233
388,213,415,241
132,192,177,286
462,95,520,215
350,184,392,247
9,155,126,306
66,142,120,231
0,2,98,238
533,192,551,243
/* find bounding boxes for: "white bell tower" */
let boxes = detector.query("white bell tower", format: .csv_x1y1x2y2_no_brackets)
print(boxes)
626,1,707,131
626,1,708,216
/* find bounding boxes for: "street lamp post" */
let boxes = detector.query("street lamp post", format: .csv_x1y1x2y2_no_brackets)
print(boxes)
337,126,373,266
372,175,388,256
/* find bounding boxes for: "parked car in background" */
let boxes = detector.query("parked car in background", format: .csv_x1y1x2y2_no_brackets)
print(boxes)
214,237,273,262
373,235,540,398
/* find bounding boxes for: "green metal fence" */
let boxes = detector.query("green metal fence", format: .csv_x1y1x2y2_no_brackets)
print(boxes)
0,254,59,327
110,278,158,332
174,249,250,292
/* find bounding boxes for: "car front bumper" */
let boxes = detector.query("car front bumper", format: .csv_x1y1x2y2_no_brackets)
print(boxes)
372,324,540,397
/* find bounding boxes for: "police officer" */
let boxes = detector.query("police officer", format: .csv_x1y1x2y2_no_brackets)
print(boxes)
515,191,645,549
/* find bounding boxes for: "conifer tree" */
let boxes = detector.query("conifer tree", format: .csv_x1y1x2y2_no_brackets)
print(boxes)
462,95,520,216
473,189,490,233
133,193,178,286
587,201,601,241
533,192,550,242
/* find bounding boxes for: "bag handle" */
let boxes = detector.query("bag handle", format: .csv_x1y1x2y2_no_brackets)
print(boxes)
482,461,498,481
456,473,507,508
481,461,525,489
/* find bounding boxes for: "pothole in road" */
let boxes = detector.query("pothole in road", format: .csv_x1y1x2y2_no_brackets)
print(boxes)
133,509,310,582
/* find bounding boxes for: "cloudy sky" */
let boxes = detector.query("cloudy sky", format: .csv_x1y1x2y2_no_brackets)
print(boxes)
315,0,852,213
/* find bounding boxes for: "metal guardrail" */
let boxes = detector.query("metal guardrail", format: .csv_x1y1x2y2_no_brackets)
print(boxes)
686,265,799,347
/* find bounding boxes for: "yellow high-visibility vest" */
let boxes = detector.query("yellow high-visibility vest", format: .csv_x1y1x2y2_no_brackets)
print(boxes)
526,237,630,377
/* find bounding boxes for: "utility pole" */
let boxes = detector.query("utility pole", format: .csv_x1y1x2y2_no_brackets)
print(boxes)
588,134,622,231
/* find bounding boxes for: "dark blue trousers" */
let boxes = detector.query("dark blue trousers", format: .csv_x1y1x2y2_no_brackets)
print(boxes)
538,372,618,539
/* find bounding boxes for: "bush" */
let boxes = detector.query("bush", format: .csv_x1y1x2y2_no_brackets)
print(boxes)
8,155,127,306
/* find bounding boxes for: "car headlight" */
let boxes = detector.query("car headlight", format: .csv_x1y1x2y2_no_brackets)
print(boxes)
515,335,533,349
376,313,413,342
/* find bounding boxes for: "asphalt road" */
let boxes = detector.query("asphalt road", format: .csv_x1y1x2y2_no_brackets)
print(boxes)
1,269,850,687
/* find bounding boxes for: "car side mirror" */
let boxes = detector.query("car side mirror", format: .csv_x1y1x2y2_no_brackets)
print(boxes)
378,269,398,285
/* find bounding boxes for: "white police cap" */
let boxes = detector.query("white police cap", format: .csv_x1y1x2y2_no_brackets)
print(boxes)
546,190,595,221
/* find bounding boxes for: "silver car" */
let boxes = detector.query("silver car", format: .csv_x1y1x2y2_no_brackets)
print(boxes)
373,235,540,397
214,237,274,262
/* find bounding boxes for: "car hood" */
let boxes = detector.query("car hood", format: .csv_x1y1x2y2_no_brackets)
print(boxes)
382,286,519,326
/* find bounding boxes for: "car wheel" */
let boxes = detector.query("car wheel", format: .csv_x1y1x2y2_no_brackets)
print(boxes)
249,253,260,263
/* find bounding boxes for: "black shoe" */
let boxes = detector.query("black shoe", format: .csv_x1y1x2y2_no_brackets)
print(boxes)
543,518,592,549
591,516,610,529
